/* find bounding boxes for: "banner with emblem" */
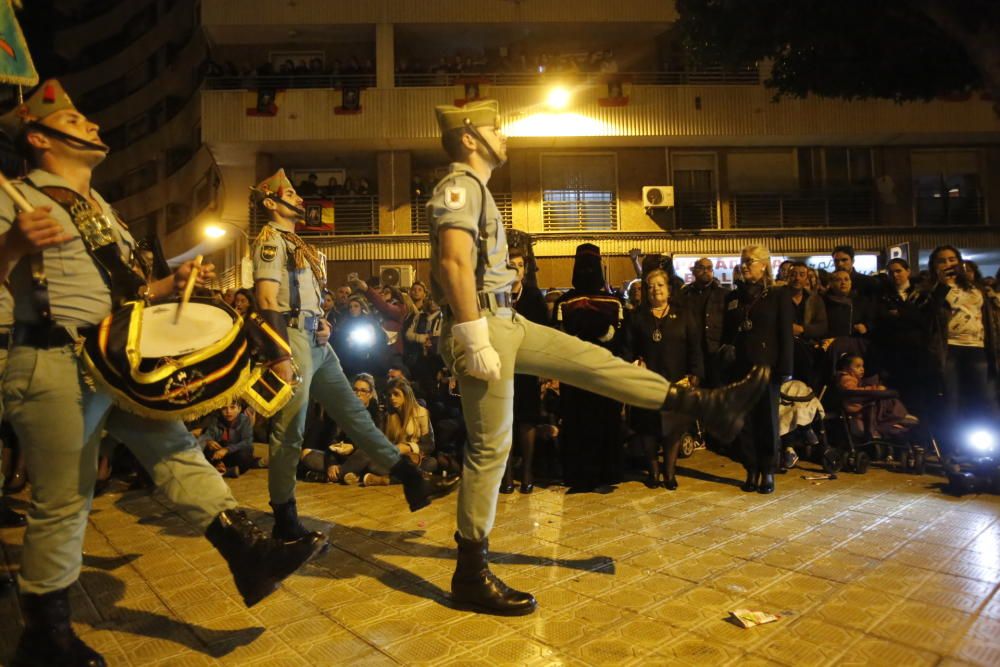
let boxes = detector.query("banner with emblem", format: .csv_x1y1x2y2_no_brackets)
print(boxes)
598,78,632,107
334,87,362,115
0,0,38,86
453,79,491,107
297,197,334,233
245,88,284,116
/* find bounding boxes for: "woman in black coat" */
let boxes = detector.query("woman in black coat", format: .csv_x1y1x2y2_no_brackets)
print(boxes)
625,269,704,489
722,245,794,494
500,244,550,494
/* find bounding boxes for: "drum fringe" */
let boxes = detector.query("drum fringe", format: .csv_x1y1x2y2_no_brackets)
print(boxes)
78,351,258,421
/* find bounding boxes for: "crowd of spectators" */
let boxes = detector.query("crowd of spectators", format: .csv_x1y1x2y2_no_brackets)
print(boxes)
65,242,999,500
295,172,373,198
395,50,619,78
203,55,376,87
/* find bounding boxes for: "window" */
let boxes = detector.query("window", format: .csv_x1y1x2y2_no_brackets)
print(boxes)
911,149,984,226
541,154,617,232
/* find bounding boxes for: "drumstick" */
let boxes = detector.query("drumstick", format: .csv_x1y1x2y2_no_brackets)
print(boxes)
0,173,34,213
174,254,203,324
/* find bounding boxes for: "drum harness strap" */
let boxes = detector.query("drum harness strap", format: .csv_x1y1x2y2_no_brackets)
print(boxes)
13,181,146,349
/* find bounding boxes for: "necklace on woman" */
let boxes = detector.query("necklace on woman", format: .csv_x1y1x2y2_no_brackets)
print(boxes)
651,303,669,342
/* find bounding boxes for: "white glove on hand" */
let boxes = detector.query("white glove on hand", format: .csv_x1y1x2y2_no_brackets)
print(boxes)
451,317,502,382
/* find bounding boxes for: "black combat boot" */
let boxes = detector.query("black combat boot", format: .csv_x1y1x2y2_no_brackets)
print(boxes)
451,532,537,616
11,587,105,667
205,509,326,607
389,457,460,512
270,498,319,542
663,366,770,443
757,472,775,494
741,469,758,492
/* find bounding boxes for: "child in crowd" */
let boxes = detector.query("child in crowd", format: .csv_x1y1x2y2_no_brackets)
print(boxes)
834,354,918,438
198,401,256,477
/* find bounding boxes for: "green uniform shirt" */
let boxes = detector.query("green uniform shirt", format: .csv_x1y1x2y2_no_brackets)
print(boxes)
427,162,516,306
252,222,323,316
0,169,136,326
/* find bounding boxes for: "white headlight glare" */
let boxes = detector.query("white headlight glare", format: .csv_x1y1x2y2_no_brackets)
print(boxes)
349,324,375,347
967,429,997,453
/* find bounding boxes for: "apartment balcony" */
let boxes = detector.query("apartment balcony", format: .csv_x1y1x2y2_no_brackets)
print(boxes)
202,0,677,29
201,84,999,150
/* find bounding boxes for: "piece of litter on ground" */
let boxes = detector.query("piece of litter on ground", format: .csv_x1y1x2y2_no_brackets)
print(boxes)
729,609,780,628
802,474,836,481
417,521,425,527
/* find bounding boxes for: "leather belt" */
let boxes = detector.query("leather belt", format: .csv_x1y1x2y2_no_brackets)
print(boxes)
477,291,513,311
12,323,97,349
284,312,320,332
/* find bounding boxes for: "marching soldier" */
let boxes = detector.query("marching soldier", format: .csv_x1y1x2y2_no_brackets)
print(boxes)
251,169,458,541
428,99,769,615
0,81,323,667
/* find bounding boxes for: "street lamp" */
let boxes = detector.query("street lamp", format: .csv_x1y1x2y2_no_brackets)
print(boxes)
203,219,250,242
203,219,252,289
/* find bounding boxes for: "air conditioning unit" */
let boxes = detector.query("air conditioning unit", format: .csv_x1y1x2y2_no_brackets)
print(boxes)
642,185,675,208
379,264,415,289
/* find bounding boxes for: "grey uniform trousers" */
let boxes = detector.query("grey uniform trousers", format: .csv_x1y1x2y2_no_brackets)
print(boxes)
2,344,238,594
441,308,672,541
267,327,401,504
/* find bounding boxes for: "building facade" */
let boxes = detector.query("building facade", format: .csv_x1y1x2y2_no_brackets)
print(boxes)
60,0,1000,288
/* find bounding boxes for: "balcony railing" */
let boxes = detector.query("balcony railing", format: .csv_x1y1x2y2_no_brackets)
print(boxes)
729,190,876,229
249,195,378,238
411,194,513,234
205,73,376,90
395,67,759,87
675,193,720,230
914,195,986,226
204,67,758,91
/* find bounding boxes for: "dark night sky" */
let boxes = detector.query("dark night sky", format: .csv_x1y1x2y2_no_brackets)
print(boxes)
18,0,64,80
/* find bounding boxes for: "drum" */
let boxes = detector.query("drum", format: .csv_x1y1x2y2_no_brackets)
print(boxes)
80,297,293,420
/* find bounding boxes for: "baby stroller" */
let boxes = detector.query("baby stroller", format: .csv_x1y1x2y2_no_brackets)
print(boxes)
677,420,707,459
778,380,831,471
818,381,931,475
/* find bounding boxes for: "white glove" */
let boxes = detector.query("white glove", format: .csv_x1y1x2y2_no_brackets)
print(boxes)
451,317,502,382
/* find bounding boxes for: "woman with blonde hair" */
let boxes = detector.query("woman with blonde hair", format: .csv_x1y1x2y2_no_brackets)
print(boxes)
363,378,435,485
721,245,794,494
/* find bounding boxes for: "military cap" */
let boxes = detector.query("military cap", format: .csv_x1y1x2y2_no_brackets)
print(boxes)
257,168,294,198
0,79,77,139
435,98,499,134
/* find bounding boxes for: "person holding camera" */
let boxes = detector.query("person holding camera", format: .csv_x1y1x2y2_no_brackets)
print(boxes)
721,245,794,494
251,169,458,543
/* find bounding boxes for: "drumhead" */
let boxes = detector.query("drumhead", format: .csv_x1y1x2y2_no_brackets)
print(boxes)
139,302,236,357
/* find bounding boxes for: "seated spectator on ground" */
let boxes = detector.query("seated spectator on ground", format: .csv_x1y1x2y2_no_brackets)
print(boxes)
198,401,256,477
299,373,383,483
375,377,435,475
834,354,918,438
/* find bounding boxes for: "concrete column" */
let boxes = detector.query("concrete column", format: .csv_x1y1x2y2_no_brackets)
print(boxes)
375,23,395,89
377,151,412,235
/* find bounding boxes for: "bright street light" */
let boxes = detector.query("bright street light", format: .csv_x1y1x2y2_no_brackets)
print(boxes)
546,86,571,110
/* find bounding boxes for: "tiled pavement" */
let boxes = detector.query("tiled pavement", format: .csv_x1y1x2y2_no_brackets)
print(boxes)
1,451,999,666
